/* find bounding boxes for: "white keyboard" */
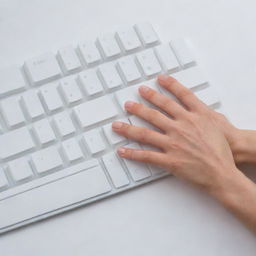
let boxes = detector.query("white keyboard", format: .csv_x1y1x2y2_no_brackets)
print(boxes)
0,23,220,233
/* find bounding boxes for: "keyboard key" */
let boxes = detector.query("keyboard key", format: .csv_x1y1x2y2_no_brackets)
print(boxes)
53,112,75,137
78,41,102,66
58,45,81,74
98,63,123,90
59,77,83,105
195,87,220,107
102,152,129,188
97,33,121,59
170,38,196,68
31,146,63,174
0,127,35,160
116,26,142,52
21,90,45,120
78,70,104,96
0,67,26,97
8,158,33,183
103,118,129,145
155,43,180,73
0,162,111,230
0,169,8,189
83,129,106,155
1,96,25,128
117,56,141,83
39,86,63,113
62,138,83,162
33,119,56,145
134,23,159,46
122,142,151,181
24,52,62,85
136,49,162,77
115,85,141,111
171,66,207,89
73,96,118,128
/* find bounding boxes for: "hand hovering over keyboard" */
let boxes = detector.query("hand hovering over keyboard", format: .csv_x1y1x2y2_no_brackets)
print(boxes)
112,74,256,233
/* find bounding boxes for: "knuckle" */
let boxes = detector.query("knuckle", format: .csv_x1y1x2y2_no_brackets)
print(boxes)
141,151,151,162
138,128,151,143
178,89,193,100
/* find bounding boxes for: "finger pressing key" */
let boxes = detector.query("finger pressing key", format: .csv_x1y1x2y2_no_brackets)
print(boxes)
158,74,205,111
124,101,173,131
112,121,167,149
138,85,187,119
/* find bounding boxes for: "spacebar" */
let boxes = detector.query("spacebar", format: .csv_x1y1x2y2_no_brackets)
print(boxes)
0,162,111,231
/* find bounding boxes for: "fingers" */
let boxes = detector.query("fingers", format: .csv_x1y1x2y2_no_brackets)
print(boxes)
158,74,206,111
124,101,174,131
117,147,169,167
112,121,167,149
138,85,187,119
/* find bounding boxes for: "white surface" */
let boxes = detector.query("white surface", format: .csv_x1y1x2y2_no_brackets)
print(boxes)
0,0,256,255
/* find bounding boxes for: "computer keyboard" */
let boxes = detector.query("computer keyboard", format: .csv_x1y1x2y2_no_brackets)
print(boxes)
0,22,220,233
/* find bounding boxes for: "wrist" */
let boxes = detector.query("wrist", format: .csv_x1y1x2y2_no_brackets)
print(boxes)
230,129,256,164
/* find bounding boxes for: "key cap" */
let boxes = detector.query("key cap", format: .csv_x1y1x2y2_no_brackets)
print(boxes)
0,169,8,189
102,152,129,188
115,85,141,111
122,142,151,181
73,96,118,128
0,67,26,97
170,38,196,68
31,146,63,174
8,158,33,183
0,127,35,160
1,96,25,128
78,70,104,96
155,43,180,73
21,90,45,120
134,23,159,46
136,49,162,77
39,86,63,113
171,66,207,89
59,77,83,105
33,119,56,145
195,87,220,107
62,138,83,162
83,129,106,155
98,63,123,90
116,26,142,52
0,162,111,231
53,112,75,137
78,41,102,66
103,118,129,145
58,45,81,74
129,115,157,131
97,33,121,59
24,52,62,85
117,56,141,83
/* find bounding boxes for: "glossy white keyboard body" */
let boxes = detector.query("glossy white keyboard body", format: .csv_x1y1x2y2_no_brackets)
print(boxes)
0,22,220,234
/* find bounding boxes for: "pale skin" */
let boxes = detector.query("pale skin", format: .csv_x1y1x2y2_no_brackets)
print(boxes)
112,74,256,233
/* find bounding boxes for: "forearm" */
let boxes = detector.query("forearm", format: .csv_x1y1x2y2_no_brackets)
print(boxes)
232,130,256,164
210,170,256,233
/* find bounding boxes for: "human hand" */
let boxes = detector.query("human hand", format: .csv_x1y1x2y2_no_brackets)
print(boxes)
112,74,242,193
112,74,256,232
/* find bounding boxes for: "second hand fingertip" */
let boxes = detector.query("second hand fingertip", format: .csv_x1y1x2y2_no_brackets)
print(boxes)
139,85,150,94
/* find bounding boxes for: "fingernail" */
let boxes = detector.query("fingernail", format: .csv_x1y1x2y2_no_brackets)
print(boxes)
117,147,126,156
158,74,169,81
112,121,123,129
139,85,150,94
125,101,135,109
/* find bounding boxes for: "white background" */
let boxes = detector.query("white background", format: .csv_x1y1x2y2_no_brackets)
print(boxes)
0,0,256,255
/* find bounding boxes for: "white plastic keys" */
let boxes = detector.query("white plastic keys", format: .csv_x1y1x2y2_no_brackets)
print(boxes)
24,52,62,85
